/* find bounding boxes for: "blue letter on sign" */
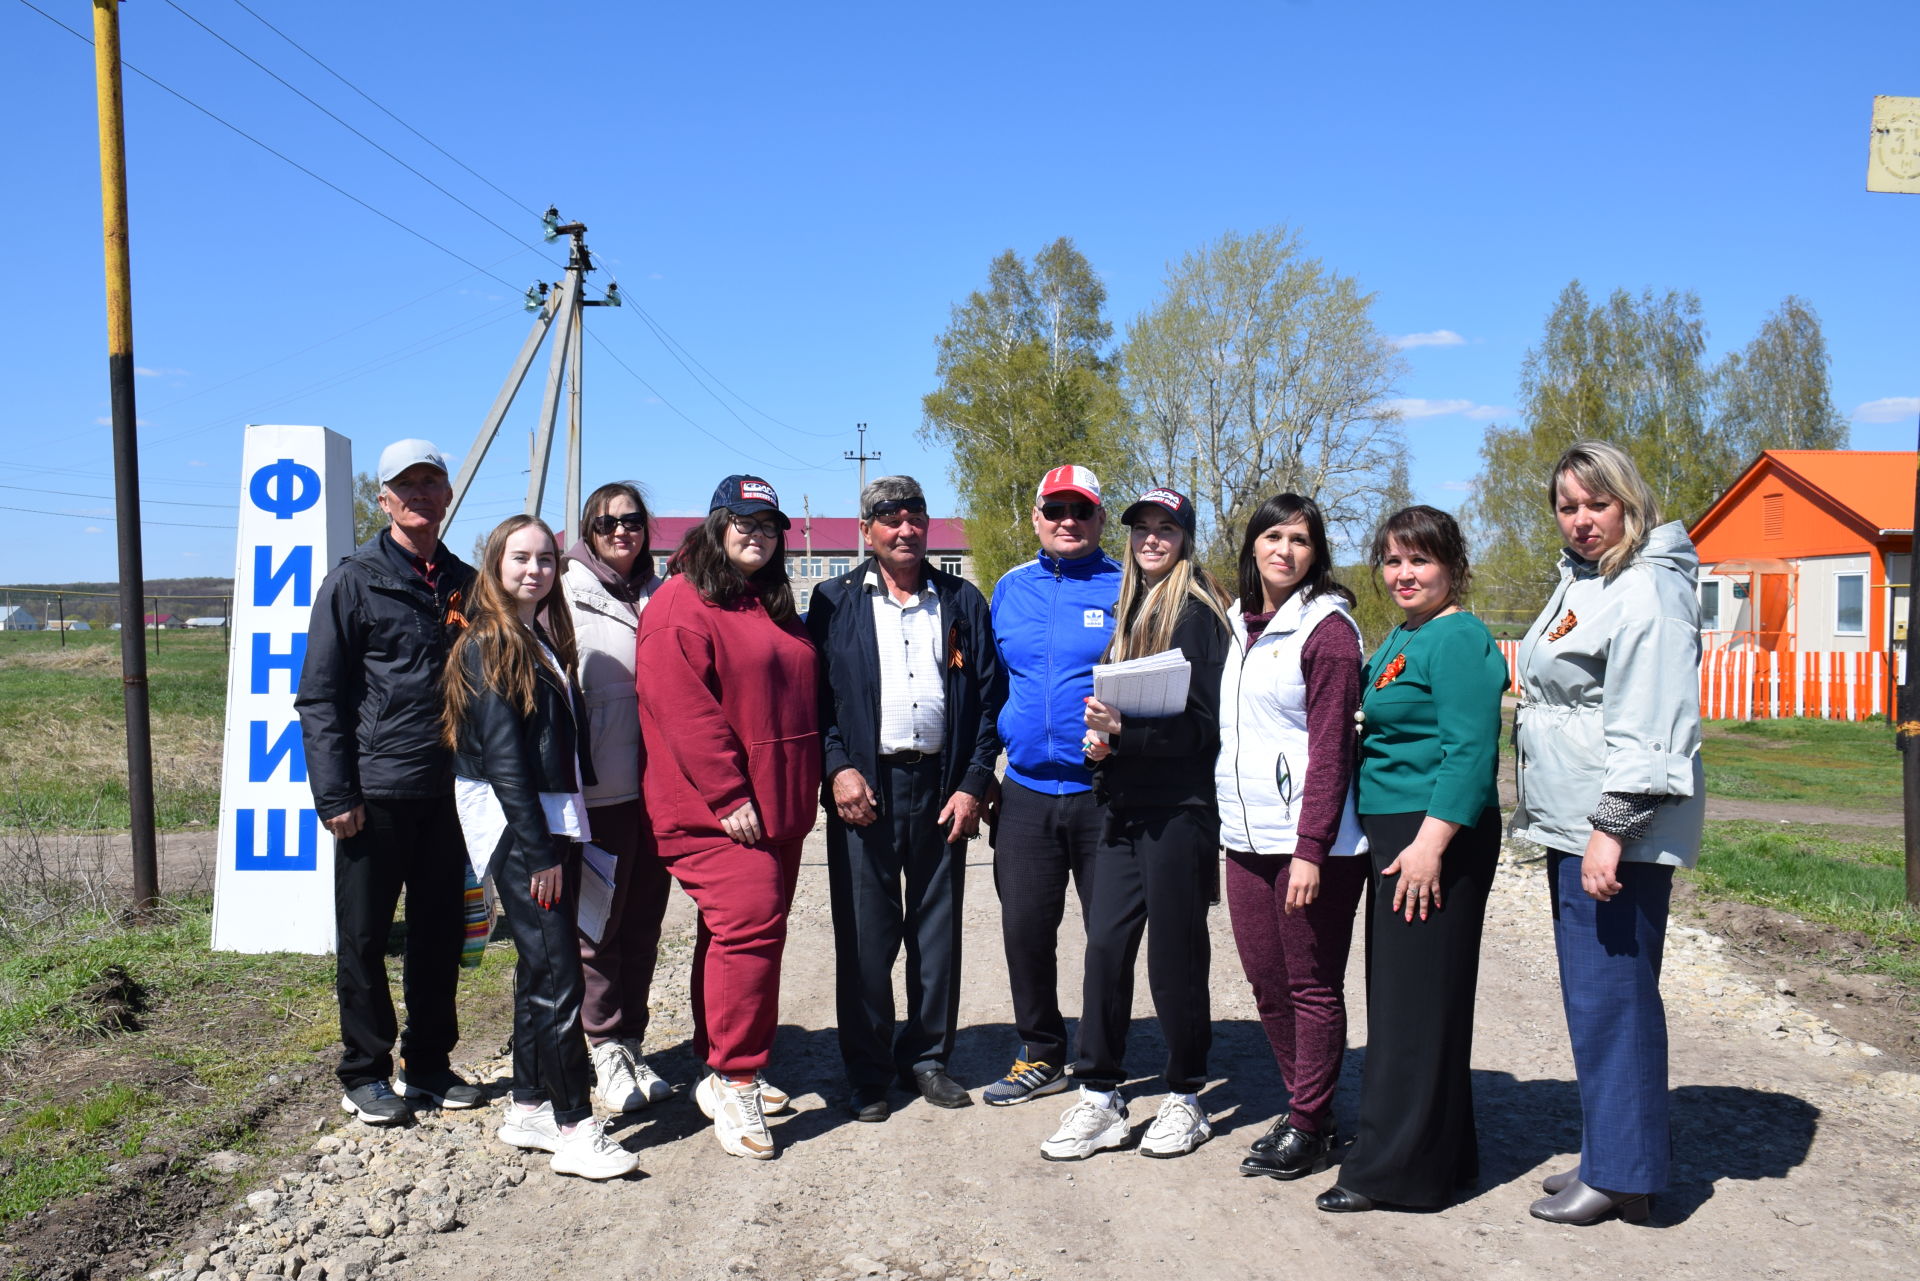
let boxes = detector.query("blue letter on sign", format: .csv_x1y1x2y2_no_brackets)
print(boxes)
254,545,313,607
249,458,321,520
250,632,308,694
234,807,319,870
248,720,306,782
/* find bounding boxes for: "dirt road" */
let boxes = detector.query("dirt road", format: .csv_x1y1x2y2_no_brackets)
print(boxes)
191,823,1913,1281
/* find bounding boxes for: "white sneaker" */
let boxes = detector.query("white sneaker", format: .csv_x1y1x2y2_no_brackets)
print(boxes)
1139,1094,1212,1158
496,1100,562,1153
1039,1090,1131,1161
709,1076,776,1160
623,1040,674,1107
696,1069,790,1118
549,1116,640,1180
592,1040,671,1113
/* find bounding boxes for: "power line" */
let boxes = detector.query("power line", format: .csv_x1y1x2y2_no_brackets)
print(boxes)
628,302,847,439
161,0,556,263
226,0,544,220
16,0,527,292
0,482,232,510
0,503,232,531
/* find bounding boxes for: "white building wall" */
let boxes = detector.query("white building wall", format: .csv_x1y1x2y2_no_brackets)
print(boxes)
1795,553,1872,651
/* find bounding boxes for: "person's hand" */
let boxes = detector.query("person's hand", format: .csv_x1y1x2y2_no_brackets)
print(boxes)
1384,819,1455,921
1581,829,1625,902
1083,696,1123,737
323,804,366,841
937,789,982,843
530,864,563,910
1083,737,1112,762
831,769,879,827
720,799,764,847
1284,859,1322,914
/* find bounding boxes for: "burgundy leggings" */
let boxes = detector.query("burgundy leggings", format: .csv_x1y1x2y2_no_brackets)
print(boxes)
1223,849,1366,1134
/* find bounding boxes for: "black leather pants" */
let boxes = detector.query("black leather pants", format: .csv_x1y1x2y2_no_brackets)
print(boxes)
491,832,592,1124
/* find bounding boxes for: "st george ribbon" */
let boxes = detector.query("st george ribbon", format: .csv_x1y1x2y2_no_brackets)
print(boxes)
212,424,352,952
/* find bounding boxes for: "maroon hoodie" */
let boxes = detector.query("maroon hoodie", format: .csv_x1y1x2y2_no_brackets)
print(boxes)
634,574,821,851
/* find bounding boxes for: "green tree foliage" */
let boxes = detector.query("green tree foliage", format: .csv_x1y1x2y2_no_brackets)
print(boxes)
1123,227,1407,566
921,239,1142,585
353,471,383,547
1712,295,1850,462
1469,283,1849,618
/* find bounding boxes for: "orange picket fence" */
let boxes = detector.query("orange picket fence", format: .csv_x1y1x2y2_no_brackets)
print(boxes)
1494,641,1903,723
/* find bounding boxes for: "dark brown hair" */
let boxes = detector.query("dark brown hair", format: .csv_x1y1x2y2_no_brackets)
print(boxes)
1368,505,1471,606
1236,493,1354,615
441,515,579,747
582,480,653,574
668,509,797,623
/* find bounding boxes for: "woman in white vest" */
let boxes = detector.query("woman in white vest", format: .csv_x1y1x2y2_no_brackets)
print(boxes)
1215,493,1368,1182
559,482,676,1115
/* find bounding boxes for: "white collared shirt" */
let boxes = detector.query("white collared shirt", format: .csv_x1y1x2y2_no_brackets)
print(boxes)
868,567,947,755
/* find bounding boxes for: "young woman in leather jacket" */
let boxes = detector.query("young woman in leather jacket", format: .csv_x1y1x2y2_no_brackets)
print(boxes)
441,514,637,1181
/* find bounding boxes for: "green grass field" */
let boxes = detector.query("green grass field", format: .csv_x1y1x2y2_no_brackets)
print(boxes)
0,629,228,831
1701,717,1902,810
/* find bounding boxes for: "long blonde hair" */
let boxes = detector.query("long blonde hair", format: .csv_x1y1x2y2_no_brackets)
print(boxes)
1550,439,1659,577
1105,532,1231,662
441,515,578,747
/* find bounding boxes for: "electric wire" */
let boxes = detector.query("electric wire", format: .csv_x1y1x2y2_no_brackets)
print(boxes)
627,301,848,439
225,0,545,220
0,482,233,510
0,503,232,531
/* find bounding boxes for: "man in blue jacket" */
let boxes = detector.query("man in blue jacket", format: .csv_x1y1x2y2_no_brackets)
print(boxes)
982,464,1121,1105
809,476,1004,1122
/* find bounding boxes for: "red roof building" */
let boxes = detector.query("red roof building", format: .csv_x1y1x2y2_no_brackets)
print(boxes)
649,515,976,612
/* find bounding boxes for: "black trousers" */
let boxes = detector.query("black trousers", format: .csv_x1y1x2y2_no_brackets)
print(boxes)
1339,807,1501,1206
492,832,592,1125
992,778,1104,1066
333,795,466,1090
1072,805,1217,1094
827,754,965,1086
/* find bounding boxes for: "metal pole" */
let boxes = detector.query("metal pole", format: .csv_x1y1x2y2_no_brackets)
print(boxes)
93,0,158,916
58,594,65,648
1902,416,1920,908
524,269,579,519
563,293,583,545
445,295,558,529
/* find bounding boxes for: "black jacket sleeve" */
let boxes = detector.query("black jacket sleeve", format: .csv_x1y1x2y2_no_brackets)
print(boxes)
460,647,561,867
806,577,860,793
955,580,1004,797
295,569,362,821
1112,601,1231,760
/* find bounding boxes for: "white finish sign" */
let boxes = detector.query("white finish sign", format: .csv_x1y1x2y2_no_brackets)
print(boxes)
212,424,353,953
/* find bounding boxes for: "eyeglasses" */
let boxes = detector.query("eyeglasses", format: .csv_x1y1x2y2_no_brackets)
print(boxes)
1039,501,1098,522
589,512,646,536
728,515,783,540
867,498,930,528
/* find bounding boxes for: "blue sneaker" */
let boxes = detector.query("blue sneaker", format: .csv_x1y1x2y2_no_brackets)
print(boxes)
982,1058,1069,1107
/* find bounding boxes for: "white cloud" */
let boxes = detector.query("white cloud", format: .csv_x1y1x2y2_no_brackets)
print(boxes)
84,526,103,534
1441,480,1473,492
133,366,188,377
1388,397,1474,418
1853,396,1920,424
1464,404,1514,421
1390,330,1466,350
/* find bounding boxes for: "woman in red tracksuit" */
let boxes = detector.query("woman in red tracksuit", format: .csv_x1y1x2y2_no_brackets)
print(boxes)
634,474,820,1160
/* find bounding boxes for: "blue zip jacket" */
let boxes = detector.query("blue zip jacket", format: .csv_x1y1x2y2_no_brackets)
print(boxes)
990,548,1122,794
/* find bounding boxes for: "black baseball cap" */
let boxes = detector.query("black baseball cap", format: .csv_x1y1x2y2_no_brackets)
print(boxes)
709,474,792,529
1120,487,1197,536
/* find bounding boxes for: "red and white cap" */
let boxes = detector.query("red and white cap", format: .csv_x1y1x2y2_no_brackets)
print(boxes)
1035,464,1102,505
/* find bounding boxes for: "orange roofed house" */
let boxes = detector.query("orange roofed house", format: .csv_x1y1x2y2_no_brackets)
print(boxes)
1687,450,1913,718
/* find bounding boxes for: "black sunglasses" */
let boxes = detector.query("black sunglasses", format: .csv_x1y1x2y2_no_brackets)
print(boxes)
866,497,929,523
589,513,646,536
1040,501,1098,522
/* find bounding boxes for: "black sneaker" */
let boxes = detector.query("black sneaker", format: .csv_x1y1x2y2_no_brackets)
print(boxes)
1239,1123,1333,1179
395,1066,484,1109
982,1058,1070,1106
340,1079,410,1125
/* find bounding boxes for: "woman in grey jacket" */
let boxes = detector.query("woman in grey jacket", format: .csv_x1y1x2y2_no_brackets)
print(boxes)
1510,440,1704,1226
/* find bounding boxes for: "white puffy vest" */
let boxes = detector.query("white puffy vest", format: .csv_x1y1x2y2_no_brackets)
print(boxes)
1215,590,1368,858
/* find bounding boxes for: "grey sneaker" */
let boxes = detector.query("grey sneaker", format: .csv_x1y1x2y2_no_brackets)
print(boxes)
340,1080,409,1125
983,1058,1069,1107
395,1066,483,1109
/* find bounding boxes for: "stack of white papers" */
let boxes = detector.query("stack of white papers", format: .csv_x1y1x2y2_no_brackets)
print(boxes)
577,843,619,944
1089,651,1193,742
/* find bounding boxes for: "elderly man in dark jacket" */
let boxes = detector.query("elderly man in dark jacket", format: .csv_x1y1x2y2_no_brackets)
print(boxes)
295,439,480,1125
807,476,1003,1121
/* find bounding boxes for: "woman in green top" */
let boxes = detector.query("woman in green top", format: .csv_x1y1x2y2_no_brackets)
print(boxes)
1316,505,1508,1214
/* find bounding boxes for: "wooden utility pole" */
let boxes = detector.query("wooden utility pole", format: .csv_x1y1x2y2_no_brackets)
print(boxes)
1866,95,1920,908
93,0,159,917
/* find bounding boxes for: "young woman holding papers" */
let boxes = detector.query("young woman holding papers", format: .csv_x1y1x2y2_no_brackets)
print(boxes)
1040,487,1233,1162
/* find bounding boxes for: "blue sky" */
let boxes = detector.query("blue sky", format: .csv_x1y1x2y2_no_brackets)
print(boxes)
5,0,1917,583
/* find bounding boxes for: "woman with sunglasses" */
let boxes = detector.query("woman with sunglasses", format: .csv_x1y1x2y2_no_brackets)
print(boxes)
559,483,674,1117
443,515,638,1179
634,475,819,1160
1043,487,1233,1161
1215,494,1368,1182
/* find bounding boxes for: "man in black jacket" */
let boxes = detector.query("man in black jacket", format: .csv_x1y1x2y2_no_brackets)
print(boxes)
296,439,480,1124
807,476,1004,1121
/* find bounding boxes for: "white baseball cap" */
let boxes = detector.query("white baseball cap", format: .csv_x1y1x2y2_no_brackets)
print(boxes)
1035,464,1101,505
377,438,449,485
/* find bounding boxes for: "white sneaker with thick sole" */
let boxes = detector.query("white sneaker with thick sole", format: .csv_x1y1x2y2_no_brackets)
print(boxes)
549,1116,640,1180
1040,1090,1131,1161
591,1040,669,1113
622,1040,674,1107
709,1076,776,1160
496,1100,562,1153
696,1070,790,1118
1139,1094,1212,1158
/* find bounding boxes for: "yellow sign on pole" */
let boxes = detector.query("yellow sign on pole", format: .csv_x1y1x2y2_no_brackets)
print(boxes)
1868,96,1920,194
